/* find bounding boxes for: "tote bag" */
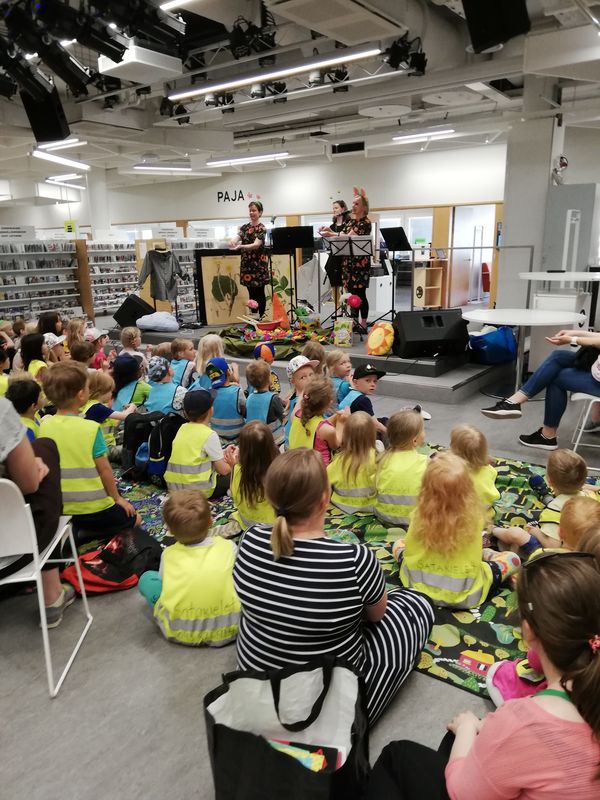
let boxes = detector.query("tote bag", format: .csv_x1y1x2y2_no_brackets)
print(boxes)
204,658,370,800
469,325,517,364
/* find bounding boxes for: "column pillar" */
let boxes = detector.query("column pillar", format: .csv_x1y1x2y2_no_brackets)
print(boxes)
86,168,111,236
497,76,564,308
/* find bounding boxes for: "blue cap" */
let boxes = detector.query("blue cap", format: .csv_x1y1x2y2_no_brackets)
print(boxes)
206,356,229,389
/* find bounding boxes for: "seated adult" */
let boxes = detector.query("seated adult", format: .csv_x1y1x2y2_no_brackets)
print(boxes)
366,552,600,799
233,449,434,726
0,397,71,627
482,329,600,450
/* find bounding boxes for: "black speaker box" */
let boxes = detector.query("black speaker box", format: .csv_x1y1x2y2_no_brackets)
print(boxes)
462,0,531,54
113,294,155,328
20,87,70,144
392,309,469,359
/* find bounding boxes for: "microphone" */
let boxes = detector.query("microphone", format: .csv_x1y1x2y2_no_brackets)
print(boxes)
529,475,553,507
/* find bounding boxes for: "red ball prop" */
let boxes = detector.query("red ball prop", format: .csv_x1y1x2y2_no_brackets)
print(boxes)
348,294,362,309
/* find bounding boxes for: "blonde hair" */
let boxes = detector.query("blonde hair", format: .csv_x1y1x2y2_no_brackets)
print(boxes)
411,452,483,553
171,338,194,359
387,409,423,451
301,341,326,374
299,375,334,430
560,496,600,550
196,333,224,375
65,318,86,351
578,527,600,561
246,359,270,391
546,449,587,495
265,449,329,560
162,489,212,545
450,424,490,470
88,370,115,401
325,349,350,377
153,342,172,360
338,411,376,484
120,327,141,349
24,320,39,335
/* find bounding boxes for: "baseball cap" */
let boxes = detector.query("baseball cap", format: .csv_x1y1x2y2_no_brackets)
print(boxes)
85,326,108,342
353,363,386,380
206,356,230,389
148,355,170,382
183,388,214,416
286,355,319,380
43,332,66,349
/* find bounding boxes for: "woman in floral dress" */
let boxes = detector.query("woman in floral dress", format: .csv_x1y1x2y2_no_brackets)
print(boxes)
230,201,270,317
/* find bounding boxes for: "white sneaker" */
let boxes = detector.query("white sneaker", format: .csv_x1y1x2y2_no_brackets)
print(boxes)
413,404,432,421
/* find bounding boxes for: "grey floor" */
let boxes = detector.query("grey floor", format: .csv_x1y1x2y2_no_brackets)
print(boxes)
1,384,594,800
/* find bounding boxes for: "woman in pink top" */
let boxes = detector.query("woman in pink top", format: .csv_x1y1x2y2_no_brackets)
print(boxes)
367,551,600,799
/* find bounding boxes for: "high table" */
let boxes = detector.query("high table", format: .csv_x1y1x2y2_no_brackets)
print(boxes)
519,270,600,325
462,308,585,394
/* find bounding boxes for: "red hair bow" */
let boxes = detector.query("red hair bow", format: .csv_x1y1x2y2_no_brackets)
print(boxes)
589,634,600,654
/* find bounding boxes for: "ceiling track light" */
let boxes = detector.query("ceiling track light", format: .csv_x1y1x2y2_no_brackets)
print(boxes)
168,47,381,101
32,149,91,170
205,152,290,168
133,165,192,172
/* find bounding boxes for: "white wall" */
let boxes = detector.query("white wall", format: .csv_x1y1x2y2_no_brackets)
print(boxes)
0,143,507,229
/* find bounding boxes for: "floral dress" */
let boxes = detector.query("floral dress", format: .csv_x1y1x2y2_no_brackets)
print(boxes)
239,222,270,288
341,216,372,291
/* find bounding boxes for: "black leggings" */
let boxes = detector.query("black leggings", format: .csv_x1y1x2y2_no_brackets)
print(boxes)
366,733,454,800
247,285,267,317
349,286,369,321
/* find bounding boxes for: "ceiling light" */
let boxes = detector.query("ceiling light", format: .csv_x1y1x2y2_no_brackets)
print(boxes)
59,39,77,47
250,83,265,99
133,165,192,172
160,0,194,9
47,173,81,181
45,179,86,190
38,139,87,151
392,129,455,144
108,23,118,30
32,150,91,171
205,152,290,167
25,52,38,61
168,47,381,101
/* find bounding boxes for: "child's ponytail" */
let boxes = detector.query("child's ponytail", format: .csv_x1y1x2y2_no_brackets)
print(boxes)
299,375,334,433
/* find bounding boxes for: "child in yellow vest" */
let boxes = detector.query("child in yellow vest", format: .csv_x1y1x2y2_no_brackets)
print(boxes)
0,343,9,396
21,333,49,385
375,409,428,527
288,375,347,466
228,420,279,529
165,389,233,499
327,411,377,514
39,361,141,540
5,376,42,441
398,452,521,608
81,371,137,462
450,424,500,519
138,489,240,647
493,448,590,554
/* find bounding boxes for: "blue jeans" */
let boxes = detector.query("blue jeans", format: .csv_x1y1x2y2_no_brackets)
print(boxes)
138,570,162,608
521,349,600,428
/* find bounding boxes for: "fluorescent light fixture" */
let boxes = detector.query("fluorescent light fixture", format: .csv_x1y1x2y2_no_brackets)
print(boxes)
169,47,382,101
38,139,87,151
392,128,455,144
47,173,81,181
205,152,290,167
32,149,91,171
45,179,86,191
60,39,77,47
108,22,118,29
160,0,194,9
133,164,192,172
25,52,38,60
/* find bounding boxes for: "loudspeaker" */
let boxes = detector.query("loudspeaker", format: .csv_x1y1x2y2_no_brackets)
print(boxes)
392,309,469,359
462,0,530,54
19,87,70,143
113,294,155,328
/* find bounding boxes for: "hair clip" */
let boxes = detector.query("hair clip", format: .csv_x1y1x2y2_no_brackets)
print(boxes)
276,508,286,518
303,394,310,401
527,602,534,612
589,634,600,654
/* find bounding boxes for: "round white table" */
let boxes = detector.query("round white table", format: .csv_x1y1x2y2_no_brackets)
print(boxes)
462,308,585,393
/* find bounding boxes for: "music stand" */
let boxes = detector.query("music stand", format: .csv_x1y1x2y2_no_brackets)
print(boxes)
271,226,314,321
371,227,413,325
321,235,374,338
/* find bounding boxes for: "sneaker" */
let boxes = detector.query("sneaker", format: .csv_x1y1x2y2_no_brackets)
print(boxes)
519,428,558,451
582,419,600,434
486,659,546,708
481,399,522,419
45,584,76,629
413,404,432,421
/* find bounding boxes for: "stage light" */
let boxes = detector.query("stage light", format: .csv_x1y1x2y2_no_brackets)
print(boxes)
409,52,427,76
269,81,287,103
205,92,217,107
0,36,54,102
206,152,290,167
32,149,91,170
0,72,17,99
308,70,324,87
330,67,349,93
250,83,265,99
91,0,185,47
174,103,190,125
35,0,129,62
160,96,174,116
384,38,411,70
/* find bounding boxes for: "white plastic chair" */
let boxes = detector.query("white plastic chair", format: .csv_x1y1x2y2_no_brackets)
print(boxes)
0,478,93,697
571,393,600,469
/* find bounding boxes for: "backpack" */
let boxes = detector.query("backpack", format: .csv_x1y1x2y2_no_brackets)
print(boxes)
61,527,162,594
135,412,185,478
121,411,164,472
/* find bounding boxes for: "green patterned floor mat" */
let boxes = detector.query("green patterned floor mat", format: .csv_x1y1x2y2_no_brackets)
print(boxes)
117,454,598,700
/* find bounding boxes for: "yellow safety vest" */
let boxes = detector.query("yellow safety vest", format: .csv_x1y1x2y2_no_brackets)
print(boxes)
154,538,240,646
470,464,500,510
164,422,216,496
400,515,492,608
39,414,114,516
230,463,276,528
375,450,428,527
0,373,7,396
28,359,47,382
289,412,326,450
20,416,39,439
327,450,377,514
101,418,119,448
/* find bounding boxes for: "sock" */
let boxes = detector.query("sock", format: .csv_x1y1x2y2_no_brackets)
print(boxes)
46,588,65,608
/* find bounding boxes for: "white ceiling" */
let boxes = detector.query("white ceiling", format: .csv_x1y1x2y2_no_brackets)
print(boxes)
1,0,600,197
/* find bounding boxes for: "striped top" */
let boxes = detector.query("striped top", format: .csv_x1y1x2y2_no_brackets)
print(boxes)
233,525,386,671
